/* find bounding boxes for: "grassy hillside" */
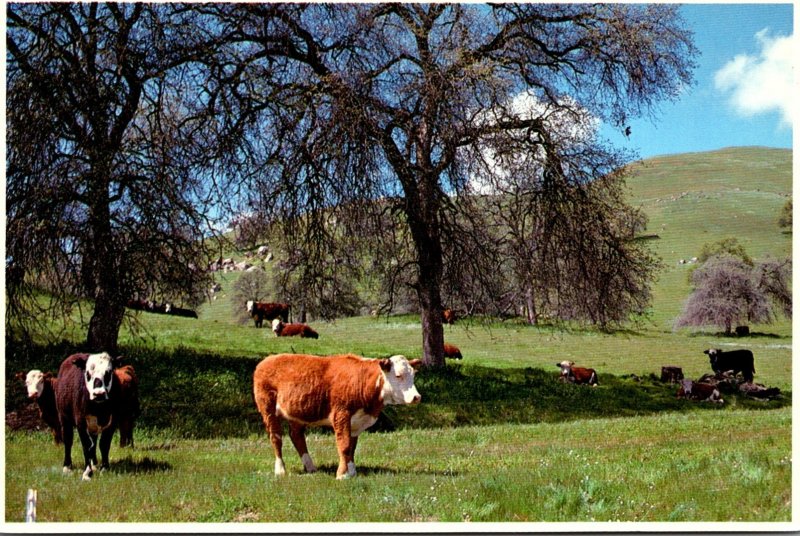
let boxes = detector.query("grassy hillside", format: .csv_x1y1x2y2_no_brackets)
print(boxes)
625,146,792,329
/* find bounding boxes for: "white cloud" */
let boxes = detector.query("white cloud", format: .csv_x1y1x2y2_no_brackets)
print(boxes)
714,29,796,127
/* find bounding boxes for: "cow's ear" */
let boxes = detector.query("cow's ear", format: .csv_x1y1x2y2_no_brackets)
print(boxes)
43,372,54,379
379,359,393,372
113,355,125,367
14,371,25,381
703,349,710,355
408,359,423,370
73,357,87,370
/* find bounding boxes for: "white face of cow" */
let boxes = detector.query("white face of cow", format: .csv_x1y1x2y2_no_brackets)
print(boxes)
271,318,281,332
25,370,45,398
556,360,574,375
381,355,422,405
84,352,114,401
246,300,254,313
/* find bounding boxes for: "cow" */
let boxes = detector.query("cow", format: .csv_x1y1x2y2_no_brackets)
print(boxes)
272,318,319,339
164,303,199,319
113,365,140,448
17,370,62,444
55,352,122,480
704,348,755,382
247,300,290,328
676,379,723,404
442,308,456,325
253,353,422,479
443,343,462,360
556,360,599,386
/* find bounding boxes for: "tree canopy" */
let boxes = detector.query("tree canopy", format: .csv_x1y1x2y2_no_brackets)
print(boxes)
7,4,697,364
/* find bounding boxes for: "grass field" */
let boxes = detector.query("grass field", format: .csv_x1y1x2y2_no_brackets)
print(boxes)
4,147,793,526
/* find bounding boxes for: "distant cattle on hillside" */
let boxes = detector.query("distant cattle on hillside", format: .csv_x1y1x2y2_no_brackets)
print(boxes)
247,301,290,328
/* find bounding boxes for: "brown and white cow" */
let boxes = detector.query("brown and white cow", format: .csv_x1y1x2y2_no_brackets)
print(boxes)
18,369,62,444
253,353,422,479
556,360,599,386
247,300,290,328
56,352,121,480
443,343,462,360
271,318,319,339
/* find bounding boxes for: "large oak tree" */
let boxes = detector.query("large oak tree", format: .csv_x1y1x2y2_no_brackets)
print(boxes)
205,3,696,366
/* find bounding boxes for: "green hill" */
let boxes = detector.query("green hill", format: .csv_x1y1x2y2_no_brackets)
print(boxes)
626,146,792,329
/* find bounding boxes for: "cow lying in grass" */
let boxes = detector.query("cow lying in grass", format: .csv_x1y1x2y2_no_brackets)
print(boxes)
556,360,599,386
271,318,319,339
253,353,421,479
676,379,723,404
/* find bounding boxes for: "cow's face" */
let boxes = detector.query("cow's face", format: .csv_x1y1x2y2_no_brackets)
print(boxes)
380,355,422,405
704,348,720,366
556,360,574,375
83,352,115,401
271,318,282,333
246,300,254,313
24,370,45,399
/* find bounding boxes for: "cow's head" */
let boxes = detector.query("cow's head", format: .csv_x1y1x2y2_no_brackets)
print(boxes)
22,369,47,399
271,318,283,333
75,352,118,401
246,300,254,313
556,360,574,375
704,348,721,366
379,355,422,405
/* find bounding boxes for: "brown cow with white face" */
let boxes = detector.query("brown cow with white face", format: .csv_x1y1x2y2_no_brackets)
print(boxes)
253,353,422,479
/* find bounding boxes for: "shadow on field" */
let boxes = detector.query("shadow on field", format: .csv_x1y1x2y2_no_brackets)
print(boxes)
110,456,172,474
5,340,791,440
307,464,454,478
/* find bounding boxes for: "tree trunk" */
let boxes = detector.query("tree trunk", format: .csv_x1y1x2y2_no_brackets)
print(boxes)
85,169,125,354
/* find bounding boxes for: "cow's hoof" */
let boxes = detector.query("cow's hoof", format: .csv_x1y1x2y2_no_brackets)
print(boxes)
301,453,317,473
81,468,93,481
62,466,72,474
274,459,286,477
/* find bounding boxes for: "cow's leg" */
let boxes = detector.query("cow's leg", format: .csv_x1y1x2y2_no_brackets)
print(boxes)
99,426,115,470
289,423,316,473
332,411,355,480
76,427,95,480
61,420,74,473
267,414,286,476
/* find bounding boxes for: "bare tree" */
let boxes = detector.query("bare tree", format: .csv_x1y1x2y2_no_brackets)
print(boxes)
204,3,696,366
676,255,791,334
6,4,224,352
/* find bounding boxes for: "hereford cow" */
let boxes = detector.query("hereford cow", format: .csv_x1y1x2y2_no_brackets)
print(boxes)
556,360,599,386
676,379,723,404
17,370,62,444
165,303,198,319
704,348,755,382
113,365,140,448
56,352,122,480
443,343,462,360
247,301,290,328
272,318,319,339
253,353,422,479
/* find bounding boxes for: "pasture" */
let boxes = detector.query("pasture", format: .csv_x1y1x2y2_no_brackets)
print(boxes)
4,147,793,525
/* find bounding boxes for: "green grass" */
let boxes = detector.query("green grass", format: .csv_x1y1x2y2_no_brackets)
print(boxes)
5,408,791,522
4,147,793,524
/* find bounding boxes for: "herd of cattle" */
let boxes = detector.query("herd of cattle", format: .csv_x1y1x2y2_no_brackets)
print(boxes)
16,301,776,480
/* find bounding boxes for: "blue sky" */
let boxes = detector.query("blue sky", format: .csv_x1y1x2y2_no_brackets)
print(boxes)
601,3,795,160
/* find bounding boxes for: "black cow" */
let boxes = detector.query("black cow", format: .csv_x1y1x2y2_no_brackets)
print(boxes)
704,348,755,383
56,352,122,480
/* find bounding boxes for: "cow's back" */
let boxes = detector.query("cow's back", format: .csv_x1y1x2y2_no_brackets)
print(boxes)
56,354,90,424
254,354,383,424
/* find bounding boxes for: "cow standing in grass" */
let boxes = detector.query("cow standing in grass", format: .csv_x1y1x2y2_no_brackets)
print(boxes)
247,301,290,328
56,352,121,480
18,370,62,444
253,353,422,479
